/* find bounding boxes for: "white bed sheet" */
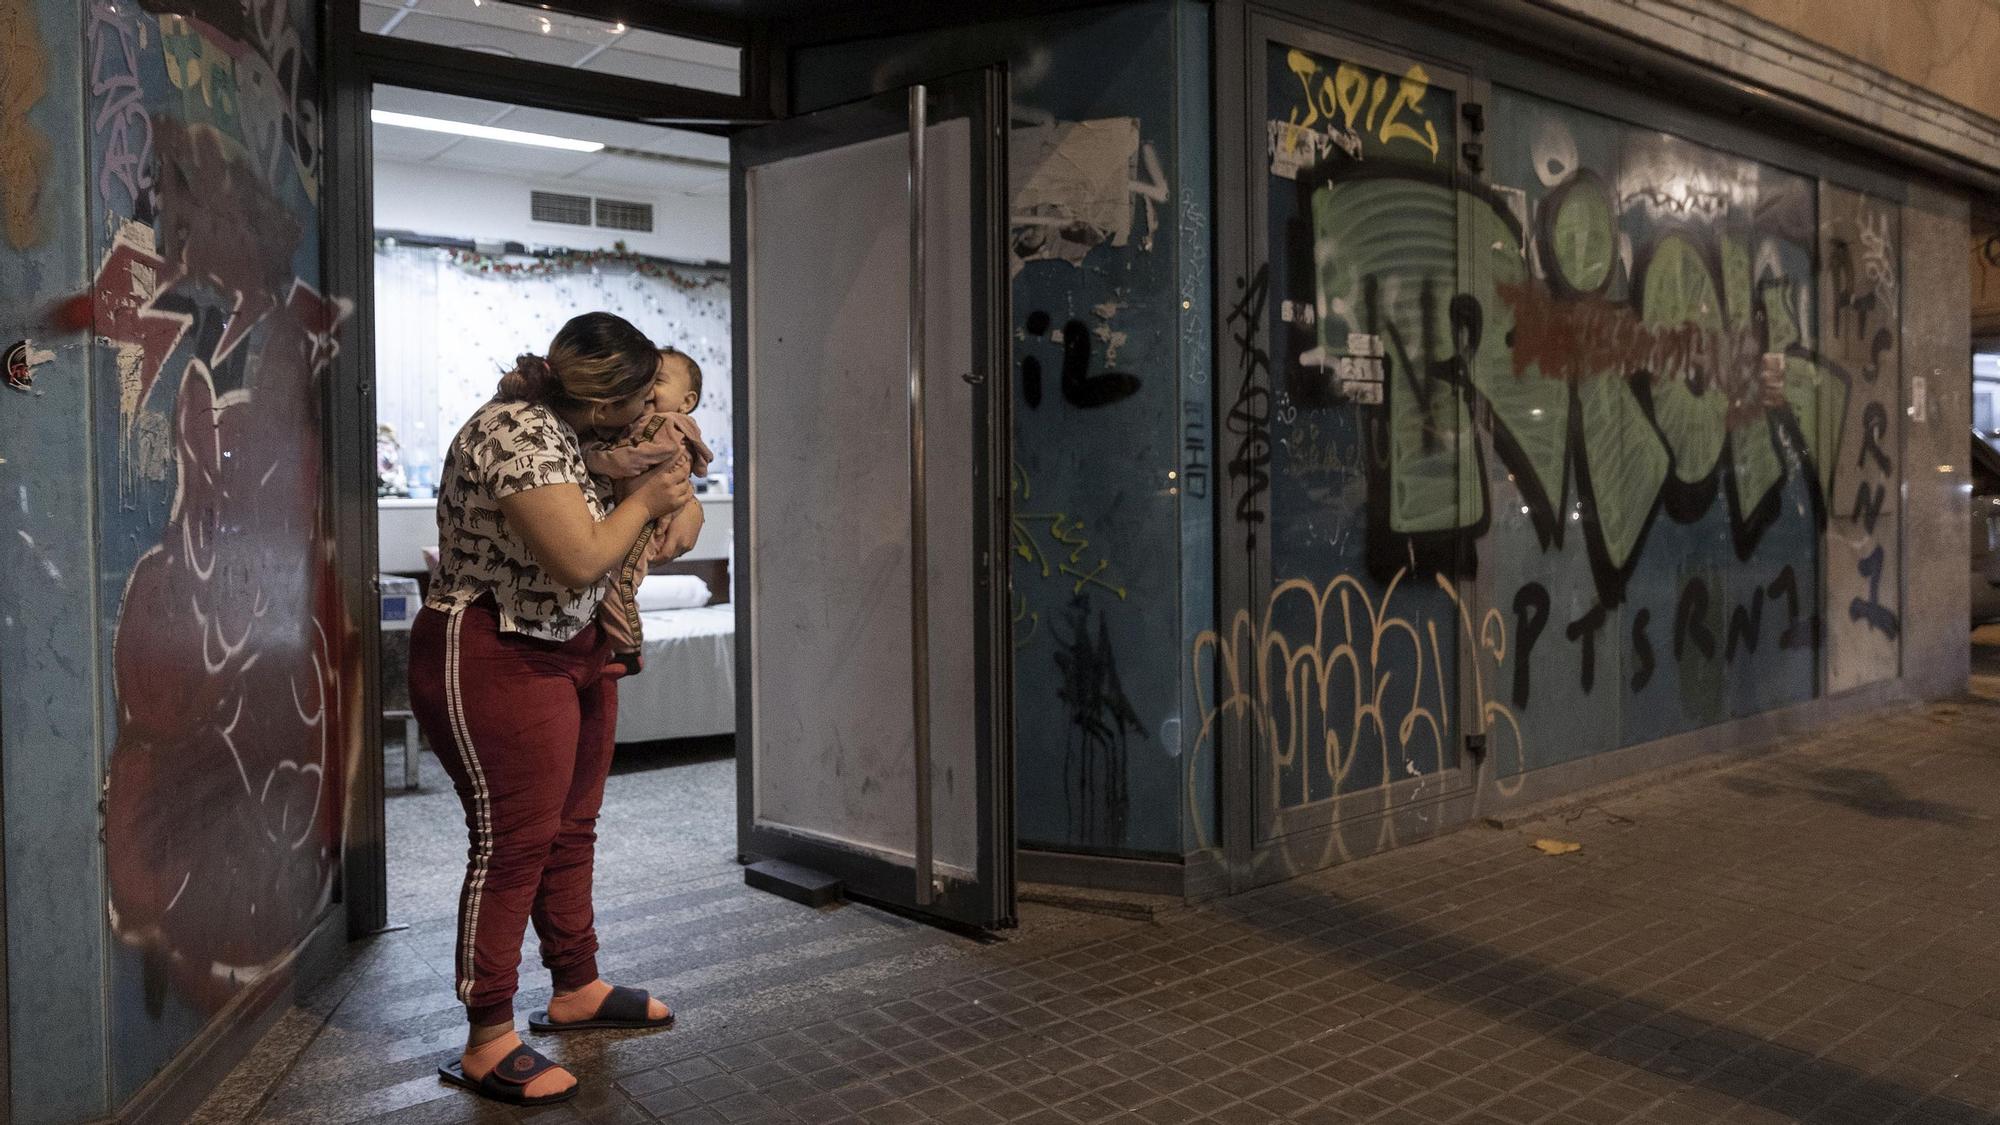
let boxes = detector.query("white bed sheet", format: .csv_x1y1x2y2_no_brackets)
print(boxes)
613,605,736,743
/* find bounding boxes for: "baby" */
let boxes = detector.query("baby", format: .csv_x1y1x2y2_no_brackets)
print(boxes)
585,347,712,677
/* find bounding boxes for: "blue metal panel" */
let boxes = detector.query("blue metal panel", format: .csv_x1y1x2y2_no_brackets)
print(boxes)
0,0,113,1115
1175,0,1217,854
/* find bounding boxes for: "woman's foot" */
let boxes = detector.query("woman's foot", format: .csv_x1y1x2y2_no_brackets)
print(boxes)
549,979,671,1023
461,1028,576,1100
532,979,674,1031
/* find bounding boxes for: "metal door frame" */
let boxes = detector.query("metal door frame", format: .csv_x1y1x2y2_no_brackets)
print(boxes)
322,0,777,936
730,68,1016,929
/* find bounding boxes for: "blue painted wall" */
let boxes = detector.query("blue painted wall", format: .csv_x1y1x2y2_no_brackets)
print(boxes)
0,0,113,1116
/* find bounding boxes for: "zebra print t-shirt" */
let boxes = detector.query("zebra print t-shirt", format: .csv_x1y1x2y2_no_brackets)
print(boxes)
425,398,612,642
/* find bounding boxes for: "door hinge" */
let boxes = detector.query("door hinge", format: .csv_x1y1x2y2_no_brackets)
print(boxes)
1462,102,1485,133
1461,141,1485,175
1464,732,1488,760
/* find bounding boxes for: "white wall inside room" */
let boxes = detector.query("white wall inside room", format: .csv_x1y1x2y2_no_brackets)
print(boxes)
374,160,730,261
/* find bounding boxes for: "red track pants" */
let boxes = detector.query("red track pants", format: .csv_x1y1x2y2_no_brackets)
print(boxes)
408,598,618,1026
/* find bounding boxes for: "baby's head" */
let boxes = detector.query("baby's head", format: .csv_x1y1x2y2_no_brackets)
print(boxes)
650,347,702,417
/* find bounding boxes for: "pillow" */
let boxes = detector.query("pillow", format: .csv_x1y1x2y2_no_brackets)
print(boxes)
634,573,712,612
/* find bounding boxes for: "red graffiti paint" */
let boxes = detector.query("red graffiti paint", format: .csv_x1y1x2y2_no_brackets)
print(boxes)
103,283,351,1010
91,231,192,407
152,117,302,364
1497,279,1763,398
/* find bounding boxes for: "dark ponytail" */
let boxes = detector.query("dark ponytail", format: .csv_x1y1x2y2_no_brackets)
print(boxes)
496,313,656,407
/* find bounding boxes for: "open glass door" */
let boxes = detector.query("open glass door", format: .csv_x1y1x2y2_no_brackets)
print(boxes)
731,69,1015,929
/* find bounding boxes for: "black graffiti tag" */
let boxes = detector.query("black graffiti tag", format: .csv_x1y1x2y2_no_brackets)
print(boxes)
1225,267,1273,552
1565,603,1608,694
1859,401,1892,475
1851,545,1900,639
1674,579,1717,662
1183,402,1210,499
1020,311,1141,410
1511,582,1550,708
1726,589,1764,660
1630,608,1656,692
1053,595,1144,846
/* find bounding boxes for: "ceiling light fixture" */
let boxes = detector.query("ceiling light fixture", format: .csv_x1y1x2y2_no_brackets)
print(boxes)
371,109,605,152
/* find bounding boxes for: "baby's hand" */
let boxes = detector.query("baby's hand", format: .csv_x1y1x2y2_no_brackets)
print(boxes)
660,414,714,477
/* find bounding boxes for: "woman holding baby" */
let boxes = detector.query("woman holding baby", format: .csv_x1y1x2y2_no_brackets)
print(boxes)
407,311,706,1106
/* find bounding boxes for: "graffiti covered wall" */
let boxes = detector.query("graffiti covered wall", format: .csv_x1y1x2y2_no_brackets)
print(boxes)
1203,28,1908,866
81,0,351,1099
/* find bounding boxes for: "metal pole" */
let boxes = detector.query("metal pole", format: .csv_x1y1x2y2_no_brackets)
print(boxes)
908,85,935,907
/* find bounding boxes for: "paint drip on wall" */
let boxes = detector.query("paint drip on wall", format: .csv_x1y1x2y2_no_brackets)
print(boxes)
0,0,53,248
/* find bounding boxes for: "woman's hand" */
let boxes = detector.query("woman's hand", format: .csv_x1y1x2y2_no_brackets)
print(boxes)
630,452,693,520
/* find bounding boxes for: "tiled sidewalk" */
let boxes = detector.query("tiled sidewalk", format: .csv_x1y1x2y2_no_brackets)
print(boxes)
220,698,2000,1124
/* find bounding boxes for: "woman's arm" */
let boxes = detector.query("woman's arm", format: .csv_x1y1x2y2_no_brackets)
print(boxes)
500,461,691,588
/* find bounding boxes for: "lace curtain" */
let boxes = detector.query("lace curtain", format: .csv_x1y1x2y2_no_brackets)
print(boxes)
373,243,734,495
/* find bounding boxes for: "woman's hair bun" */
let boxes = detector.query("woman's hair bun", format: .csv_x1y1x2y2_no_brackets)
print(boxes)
496,353,560,402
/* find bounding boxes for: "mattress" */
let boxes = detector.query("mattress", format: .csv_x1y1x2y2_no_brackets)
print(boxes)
613,605,736,743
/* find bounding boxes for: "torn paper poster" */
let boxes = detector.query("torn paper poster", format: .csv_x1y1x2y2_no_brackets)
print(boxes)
1267,119,1361,180
1010,117,1168,273
1299,346,1386,406
3,338,51,393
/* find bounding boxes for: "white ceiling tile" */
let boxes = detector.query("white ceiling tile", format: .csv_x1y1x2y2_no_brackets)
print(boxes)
612,26,739,68
576,47,738,95
633,129,729,162
488,106,669,149
390,0,625,58
387,12,595,66
373,85,515,124
359,1,402,34
416,137,604,177
371,128,461,162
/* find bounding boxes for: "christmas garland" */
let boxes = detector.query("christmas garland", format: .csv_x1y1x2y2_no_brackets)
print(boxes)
379,238,728,292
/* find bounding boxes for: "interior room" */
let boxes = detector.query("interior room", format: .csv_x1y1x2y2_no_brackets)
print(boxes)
367,82,742,923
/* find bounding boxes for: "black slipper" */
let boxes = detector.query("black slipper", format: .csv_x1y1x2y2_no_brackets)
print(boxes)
528,984,676,1033
438,1041,577,1106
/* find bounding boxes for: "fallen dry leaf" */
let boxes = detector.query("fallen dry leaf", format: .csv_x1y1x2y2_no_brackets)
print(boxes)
1532,838,1582,856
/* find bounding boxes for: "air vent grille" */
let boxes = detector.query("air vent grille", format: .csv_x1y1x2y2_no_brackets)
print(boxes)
595,198,655,233
530,191,592,226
